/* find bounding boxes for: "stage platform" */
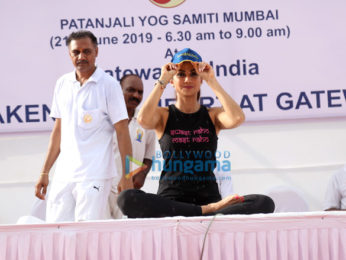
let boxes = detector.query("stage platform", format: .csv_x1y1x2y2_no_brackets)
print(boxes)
1,211,346,260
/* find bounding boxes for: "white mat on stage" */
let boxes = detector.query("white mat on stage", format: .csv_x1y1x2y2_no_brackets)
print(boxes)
1,212,346,260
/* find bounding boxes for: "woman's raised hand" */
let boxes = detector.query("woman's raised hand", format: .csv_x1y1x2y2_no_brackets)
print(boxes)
195,62,216,84
160,63,178,84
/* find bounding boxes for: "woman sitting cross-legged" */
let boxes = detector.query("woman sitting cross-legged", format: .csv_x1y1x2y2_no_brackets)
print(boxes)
117,48,275,218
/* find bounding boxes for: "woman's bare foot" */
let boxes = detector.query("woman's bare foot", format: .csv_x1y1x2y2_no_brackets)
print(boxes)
201,194,244,215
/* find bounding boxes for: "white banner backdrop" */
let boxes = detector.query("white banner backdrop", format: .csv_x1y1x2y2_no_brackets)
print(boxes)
0,0,345,133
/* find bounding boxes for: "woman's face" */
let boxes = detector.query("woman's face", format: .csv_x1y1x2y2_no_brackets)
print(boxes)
171,61,202,99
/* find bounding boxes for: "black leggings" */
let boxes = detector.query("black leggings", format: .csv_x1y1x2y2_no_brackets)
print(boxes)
117,189,275,218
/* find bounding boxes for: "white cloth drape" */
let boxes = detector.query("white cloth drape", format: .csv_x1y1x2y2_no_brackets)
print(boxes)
1,212,346,260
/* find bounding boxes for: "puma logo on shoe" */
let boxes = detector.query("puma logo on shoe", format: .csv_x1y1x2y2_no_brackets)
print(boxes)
93,186,100,191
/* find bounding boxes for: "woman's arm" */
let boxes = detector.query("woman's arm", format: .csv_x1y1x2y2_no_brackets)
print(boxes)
137,63,177,135
197,62,245,133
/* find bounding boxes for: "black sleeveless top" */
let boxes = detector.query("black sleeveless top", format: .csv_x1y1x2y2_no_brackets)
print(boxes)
157,105,221,205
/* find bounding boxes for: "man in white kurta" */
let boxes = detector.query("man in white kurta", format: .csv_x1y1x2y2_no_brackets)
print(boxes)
35,31,133,222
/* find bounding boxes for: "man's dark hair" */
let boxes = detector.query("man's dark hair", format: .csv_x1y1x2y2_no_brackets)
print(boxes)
66,30,98,47
120,74,141,87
